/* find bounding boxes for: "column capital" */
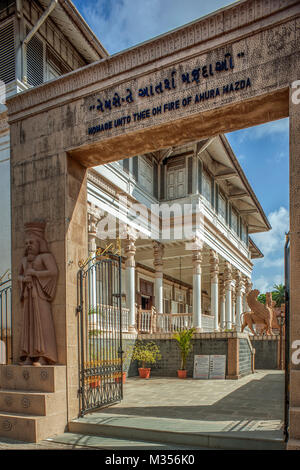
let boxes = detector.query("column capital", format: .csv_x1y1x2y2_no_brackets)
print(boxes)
235,270,244,294
125,234,136,268
87,204,103,253
192,249,203,273
224,261,233,288
244,276,252,294
153,241,164,274
210,249,219,281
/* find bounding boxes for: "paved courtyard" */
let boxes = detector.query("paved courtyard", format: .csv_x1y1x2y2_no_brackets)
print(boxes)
0,370,284,449
101,370,284,434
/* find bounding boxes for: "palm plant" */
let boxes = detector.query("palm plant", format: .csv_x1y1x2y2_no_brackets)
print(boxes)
173,328,195,370
272,284,285,307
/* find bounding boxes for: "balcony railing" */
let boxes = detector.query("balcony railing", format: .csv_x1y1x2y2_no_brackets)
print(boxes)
88,306,215,335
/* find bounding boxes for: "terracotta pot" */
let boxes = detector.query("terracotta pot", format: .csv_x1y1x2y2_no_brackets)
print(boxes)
115,372,127,384
138,367,151,379
177,369,187,379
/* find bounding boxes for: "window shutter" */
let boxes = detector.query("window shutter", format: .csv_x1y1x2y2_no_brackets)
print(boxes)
160,164,165,199
229,203,232,228
0,20,15,84
26,28,44,87
215,184,219,214
187,156,193,194
198,159,202,194
211,181,215,208
132,156,138,181
123,158,129,173
153,161,158,199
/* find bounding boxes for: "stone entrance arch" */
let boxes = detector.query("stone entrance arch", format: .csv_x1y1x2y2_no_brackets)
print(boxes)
5,0,300,446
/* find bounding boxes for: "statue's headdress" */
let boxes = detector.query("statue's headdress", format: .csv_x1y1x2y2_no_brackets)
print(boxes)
24,221,48,253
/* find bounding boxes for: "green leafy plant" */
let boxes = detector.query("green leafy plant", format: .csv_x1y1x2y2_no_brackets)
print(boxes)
272,284,285,307
173,328,195,370
131,340,161,368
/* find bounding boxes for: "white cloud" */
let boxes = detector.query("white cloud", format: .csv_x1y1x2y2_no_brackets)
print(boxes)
251,207,288,293
78,0,234,54
230,118,289,145
252,206,289,257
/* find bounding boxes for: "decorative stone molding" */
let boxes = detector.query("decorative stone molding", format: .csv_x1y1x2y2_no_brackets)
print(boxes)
224,261,233,288
235,270,244,294
153,241,164,275
124,230,137,268
210,249,219,282
7,0,298,119
192,248,203,274
87,203,104,253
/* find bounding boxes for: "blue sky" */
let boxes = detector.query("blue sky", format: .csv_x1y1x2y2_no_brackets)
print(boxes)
73,0,289,293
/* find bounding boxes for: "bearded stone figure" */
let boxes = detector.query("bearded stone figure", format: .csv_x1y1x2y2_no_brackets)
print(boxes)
18,222,58,366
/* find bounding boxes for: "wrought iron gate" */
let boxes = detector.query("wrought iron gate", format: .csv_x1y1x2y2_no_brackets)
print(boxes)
78,253,123,416
0,278,12,364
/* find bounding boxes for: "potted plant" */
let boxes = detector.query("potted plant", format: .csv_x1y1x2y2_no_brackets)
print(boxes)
115,348,131,384
173,328,195,378
131,340,161,379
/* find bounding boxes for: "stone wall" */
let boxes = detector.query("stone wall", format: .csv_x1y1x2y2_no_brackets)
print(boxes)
239,338,252,376
135,332,253,379
251,336,280,370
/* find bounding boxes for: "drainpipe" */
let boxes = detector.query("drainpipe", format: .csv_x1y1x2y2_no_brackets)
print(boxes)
22,0,58,84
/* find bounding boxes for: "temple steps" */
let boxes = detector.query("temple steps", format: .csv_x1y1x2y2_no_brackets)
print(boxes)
68,412,285,450
0,365,67,442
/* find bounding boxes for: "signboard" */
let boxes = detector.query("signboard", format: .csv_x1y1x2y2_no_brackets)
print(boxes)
209,355,226,380
193,355,226,380
193,355,209,379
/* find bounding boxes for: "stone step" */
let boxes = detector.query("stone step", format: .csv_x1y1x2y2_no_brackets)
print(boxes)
69,412,285,451
0,365,66,393
47,432,205,450
0,411,67,442
0,389,66,416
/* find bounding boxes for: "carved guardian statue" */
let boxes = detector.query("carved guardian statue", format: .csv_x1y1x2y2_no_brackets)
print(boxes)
241,289,274,336
18,222,58,366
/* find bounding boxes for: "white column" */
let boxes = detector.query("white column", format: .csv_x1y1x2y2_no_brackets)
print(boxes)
224,262,232,329
210,250,219,331
232,282,236,327
125,235,136,332
88,207,101,309
220,279,226,329
235,271,244,332
192,249,203,332
153,241,164,314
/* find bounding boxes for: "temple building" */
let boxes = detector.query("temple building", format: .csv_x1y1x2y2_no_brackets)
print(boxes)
0,0,269,334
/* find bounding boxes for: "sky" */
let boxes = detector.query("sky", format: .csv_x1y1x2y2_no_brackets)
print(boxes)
72,0,289,293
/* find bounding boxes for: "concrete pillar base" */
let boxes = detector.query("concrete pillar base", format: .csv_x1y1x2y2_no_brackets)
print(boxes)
194,327,203,333
0,365,67,442
128,325,137,333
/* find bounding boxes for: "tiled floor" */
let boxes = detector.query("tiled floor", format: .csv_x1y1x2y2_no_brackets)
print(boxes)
101,370,284,427
0,370,284,449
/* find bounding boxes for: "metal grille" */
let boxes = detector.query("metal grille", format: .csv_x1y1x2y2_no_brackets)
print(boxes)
0,20,15,84
0,279,12,364
78,255,123,416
